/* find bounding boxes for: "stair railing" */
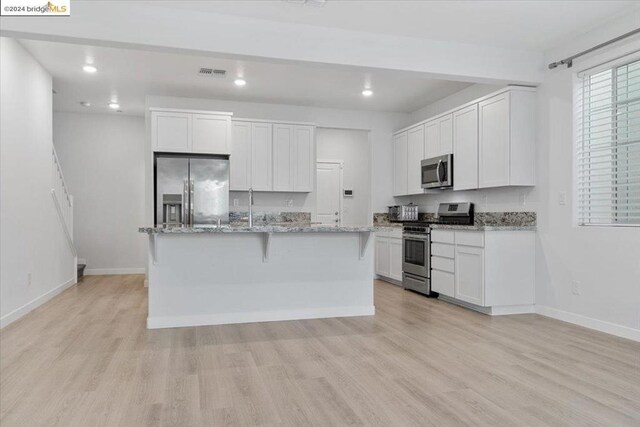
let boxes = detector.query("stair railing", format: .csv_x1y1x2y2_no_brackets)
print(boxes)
51,146,77,257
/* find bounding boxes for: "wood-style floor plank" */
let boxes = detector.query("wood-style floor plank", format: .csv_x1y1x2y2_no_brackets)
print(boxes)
1,275,639,426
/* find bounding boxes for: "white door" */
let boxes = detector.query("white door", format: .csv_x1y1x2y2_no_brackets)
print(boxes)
152,112,191,152
316,162,342,226
393,132,408,196
192,114,230,154
251,123,273,191
453,104,479,191
407,125,425,195
230,121,251,191
455,245,485,306
479,92,510,188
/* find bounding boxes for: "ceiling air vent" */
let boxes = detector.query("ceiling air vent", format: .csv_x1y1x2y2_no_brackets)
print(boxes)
199,68,227,78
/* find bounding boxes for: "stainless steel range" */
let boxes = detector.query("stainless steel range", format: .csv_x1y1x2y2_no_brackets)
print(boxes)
401,202,474,296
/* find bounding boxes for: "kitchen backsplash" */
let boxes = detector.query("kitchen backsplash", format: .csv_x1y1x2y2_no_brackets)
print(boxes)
229,211,311,225
373,211,536,227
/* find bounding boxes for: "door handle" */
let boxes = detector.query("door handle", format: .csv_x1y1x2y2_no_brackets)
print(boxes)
436,160,443,185
334,212,339,215
189,179,194,226
183,180,189,227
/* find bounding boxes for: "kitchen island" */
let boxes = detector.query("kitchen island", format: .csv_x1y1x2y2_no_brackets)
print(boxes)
139,225,392,329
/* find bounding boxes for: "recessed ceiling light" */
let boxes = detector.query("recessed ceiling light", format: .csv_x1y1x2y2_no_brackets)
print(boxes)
83,65,97,73
108,102,120,109
362,89,373,97
80,101,91,107
234,79,247,87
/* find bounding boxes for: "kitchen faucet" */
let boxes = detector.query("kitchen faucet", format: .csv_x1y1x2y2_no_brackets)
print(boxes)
248,187,254,227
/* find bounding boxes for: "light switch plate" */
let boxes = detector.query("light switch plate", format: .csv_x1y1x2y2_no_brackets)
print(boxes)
559,192,567,206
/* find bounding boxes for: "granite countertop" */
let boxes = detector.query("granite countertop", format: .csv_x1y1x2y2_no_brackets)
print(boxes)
429,224,537,231
139,224,396,234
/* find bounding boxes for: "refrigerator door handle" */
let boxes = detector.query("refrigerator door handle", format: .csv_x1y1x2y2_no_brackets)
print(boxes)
183,180,189,227
189,179,194,226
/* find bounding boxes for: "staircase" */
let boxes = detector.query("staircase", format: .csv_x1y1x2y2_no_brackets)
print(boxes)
51,146,80,281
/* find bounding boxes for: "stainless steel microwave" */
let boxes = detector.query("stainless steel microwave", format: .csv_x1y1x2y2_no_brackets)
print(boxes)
421,154,453,189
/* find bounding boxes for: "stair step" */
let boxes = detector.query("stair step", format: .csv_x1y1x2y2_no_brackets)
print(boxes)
77,263,86,280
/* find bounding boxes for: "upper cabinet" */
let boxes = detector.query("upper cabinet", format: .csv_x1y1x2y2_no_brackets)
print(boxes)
425,113,453,158
478,91,535,188
230,120,314,193
392,87,536,197
151,109,232,154
393,131,408,196
407,125,425,195
453,104,479,191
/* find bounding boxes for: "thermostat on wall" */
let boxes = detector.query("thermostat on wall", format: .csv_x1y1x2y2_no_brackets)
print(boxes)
343,190,353,197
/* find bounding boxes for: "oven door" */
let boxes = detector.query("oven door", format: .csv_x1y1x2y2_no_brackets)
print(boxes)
421,154,452,189
402,233,430,277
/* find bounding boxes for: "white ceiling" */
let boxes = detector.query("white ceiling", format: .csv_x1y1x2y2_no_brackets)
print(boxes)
19,39,472,116
159,0,638,51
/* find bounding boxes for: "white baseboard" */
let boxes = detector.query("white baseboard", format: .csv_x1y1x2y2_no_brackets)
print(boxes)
0,277,76,328
438,296,534,316
84,268,146,276
536,306,640,342
147,305,375,329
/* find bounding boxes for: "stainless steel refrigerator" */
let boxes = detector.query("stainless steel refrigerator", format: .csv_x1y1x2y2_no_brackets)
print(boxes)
155,154,229,227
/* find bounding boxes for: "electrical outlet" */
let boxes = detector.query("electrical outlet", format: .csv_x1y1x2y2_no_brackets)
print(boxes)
233,198,239,207
519,193,526,206
27,273,32,287
571,280,580,295
286,199,294,208
482,195,488,206
559,191,567,206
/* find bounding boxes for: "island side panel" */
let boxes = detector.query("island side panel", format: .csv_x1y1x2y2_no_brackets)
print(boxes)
147,232,375,328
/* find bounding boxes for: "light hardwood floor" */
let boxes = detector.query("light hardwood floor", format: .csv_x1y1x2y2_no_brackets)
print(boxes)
1,275,639,426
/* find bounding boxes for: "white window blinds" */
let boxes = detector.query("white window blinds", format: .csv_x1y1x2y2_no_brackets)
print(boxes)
577,57,640,226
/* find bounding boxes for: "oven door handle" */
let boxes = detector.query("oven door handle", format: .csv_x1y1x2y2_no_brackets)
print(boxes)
403,234,430,240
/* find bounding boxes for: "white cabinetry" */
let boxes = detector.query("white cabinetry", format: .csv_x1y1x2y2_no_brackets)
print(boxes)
375,229,403,282
151,109,232,154
250,122,273,191
392,87,536,196
407,125,425,195
152,111,191,153
393,132,408,196
425,113,453,158
230,121,252,191
430,228,535,314
478,91,535,188
230,121,314,193
453,104,479,191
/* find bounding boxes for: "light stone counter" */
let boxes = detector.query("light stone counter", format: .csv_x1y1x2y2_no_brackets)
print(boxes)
139,224,395,234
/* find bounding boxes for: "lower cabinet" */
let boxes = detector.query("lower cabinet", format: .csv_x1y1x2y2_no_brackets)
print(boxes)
375,230,403,282
431,229,534,312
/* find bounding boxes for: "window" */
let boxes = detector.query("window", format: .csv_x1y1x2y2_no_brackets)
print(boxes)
577,57,640,226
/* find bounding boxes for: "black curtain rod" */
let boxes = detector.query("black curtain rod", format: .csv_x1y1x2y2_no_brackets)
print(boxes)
548,27,640,69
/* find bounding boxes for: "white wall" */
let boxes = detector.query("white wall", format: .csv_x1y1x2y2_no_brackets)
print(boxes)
145,95,409,224
53,112,146,274
317,128,371,226
534,14,640,338
0,38,75,327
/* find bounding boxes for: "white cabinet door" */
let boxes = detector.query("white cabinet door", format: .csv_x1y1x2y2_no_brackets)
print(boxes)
375,237,390,277
273,124,294,191
453,104,479,190
389,238,403,281
293,126,314,192
251,123,273,191
230,121,251,191
192,114,230,154
424,119,439,159
479,92,510,188
439,114,453,155
455,245,484,306
152,112,191,152
393,132,408,196
407,125,425,195
432,270,454,297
